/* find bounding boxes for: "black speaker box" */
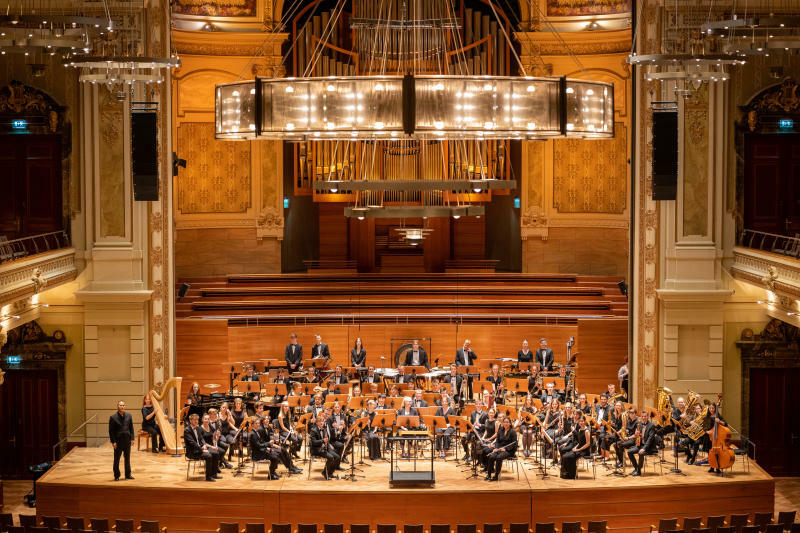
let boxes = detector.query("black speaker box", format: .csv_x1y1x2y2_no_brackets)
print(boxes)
131,112,159,201
652,110,678,201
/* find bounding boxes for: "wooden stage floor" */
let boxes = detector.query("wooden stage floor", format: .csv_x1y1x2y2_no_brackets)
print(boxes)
37,446,774,533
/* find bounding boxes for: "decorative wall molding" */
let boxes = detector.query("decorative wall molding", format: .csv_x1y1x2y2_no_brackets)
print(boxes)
731,246,800,300
172,29,287,57
515,29,631,56
0,248,78,307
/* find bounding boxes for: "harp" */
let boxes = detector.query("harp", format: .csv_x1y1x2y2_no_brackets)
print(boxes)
150,376,184,454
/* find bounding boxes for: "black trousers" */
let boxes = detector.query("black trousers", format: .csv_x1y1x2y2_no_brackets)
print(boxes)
189,449,220,479
252,449,279,474
626,446,648,472
366,433,382,460
561,450,587,479
486,450,511,477
436,427,455,451
113,443,131,479
143,425,163,451
314,446,340,477
615,438,636,465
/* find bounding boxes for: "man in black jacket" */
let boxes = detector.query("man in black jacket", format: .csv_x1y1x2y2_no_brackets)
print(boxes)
249,418,280,479
454,339,477,399
285,333,303,372
535,338,554,371
311,334,330,359
109,400,135,481
403,340,430,370
309,416,340,479
626,410,658,476
184,413,220,481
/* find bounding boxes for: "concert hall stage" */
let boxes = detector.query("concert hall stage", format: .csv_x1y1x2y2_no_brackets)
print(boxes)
37,446,774,533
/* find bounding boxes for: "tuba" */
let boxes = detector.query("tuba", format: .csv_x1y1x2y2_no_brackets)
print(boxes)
685,401,710,441
652,387,673,427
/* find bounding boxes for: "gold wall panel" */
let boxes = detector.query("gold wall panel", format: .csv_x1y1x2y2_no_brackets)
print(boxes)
98,86,126,237
546,0,632,16
176,122,252,214
683,84,709,237
552,123,627,214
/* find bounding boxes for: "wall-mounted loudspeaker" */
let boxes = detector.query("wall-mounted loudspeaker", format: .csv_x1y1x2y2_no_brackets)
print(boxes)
652,110,678,201
131,112,159,201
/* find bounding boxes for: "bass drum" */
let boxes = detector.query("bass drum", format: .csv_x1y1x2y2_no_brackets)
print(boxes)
393,343,414,367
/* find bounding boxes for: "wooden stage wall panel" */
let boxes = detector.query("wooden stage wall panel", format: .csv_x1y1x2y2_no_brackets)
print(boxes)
575,318,628,395
176,319,230,397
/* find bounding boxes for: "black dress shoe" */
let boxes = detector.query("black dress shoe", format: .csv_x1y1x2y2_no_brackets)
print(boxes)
708,467,715,473
213,474,222,479
628,471,640,477
114,477,120,481
270,473,281,480
125,475,135,480
206,477,216,482
491,475,499,481
484,474,492,481
291,467,303,474
341,457,349,464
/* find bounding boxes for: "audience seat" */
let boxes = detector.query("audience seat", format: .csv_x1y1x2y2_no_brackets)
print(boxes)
586,522,606,533
776,512,796,531
138,521,166,533
217,523,239,533
651,520,679,533
114,520,135,533
90,519,110,533
245,525,265,533
271,524,291,533
378,525,397,533
0,514,13,533
349,525,369,533
482,524,502,533
64,519,85,533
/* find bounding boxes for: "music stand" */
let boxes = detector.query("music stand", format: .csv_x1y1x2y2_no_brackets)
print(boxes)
348,396,367,412
386,397,404,410
450,416,468,462
372,411,396,459
421,415,448,460
507,377,529,407
262,383,287,402
497,404,517,420
342,419,368,481
236,380,261,398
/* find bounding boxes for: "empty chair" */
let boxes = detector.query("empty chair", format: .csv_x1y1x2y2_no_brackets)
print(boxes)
404,526,423,533
90,520,110,533
9,528,25,533
430,525,451,533
297,525,318,533
729,515,750,533
0,514,13,533
138,521,165,533
766,526,783,533
378,526,397,533
587,523,606,533
741,527,760,533
717,527,734,533
561,523,582,533
65,519,85,533
41,518,62,531
350,526,370,533
217,524,239,533
457,526,476,533
707,518,727,533
790,525,799,533
245,525,265,533
776,512,796,531
510,525,531,533
482,525,503,533
271,525,291,533
692,529,710,533
19,517,38,530
115,520,135,533
684,519,703,532
535,525,556,533
753,515,774,531
651,520,679,533
27,528,49,533
323,526,342,533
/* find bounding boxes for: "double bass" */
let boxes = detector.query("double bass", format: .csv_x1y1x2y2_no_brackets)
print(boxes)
708,395,735,471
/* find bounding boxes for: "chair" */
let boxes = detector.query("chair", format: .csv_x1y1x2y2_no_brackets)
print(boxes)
186,455,206,480
776,513,797,532
752,515,773,531
19,517,38,530
307,454,329,480
503,455,520,480
741,527,760,533
642,452,664,475
692,529,710,533
217,523,239,533
65,519,85,533
510,525,531,533
137,430,152,451
587,522,606,533
323,526,343,533
90,519,110,533
729,515,750,533
561,523,582,533
577,455,596,479
707,517,726,533
0,514,14,533
114,520,136,533
138,521,165,533
350,525,370,533
9,528,25,533
41,518,63,531
483,525,503,533
716,527,734,533
789,525,799,533
651,520,679,533
665,530,685,533
27,528,49,533
457,526,476,533
765,527,783,533
52,529,72,533
297,525,318,533
271,525,292,533
733,437,752,473
404,526,423,533
683,519,703,532
535,525,556,533
378,526,397,533
245,525,266,533
430,525,451,533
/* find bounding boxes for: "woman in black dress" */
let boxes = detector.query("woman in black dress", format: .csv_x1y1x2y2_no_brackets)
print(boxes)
561,413,591,479
515,395,536,457
485,416,517,481
277,401,302,457
141,394,164,453
185,382,202,421
350,338,367,367
361,399,382,460
229,396,248,460
434,395,457,458
200,413,224,473
487,365,505,405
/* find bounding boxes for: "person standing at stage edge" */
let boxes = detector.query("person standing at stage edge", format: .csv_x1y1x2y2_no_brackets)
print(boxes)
109,400,135,481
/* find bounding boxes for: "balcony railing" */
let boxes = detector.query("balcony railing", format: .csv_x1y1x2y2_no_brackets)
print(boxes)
738,229,800,259
0,230,71,264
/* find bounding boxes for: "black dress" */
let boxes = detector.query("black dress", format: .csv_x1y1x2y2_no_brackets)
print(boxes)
141,405,163,452
486,426,517,479
561,428,590,479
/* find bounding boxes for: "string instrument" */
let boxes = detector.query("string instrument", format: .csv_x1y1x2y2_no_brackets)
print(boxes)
708,395,735,471
149,376,184,454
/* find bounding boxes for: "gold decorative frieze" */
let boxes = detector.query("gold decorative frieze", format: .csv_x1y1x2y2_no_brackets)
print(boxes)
731,246,800,300
0,248,77,307
172,29,287,57
515,29,631,57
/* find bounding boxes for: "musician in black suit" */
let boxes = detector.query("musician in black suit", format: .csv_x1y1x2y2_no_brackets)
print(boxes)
443,366,463,401
535,338,554,371
517,340,533,363
540,382,561,405
311,334,331,359
309,416,340,479
248,418,280,479
626,410,659,476
184,413,220,481
262,417,303,475
614,407,640,469
412,389,428,408
351,338,367,367
396,365,415,384
485,416,518,481
109,400,135,481
454,339,477,399
331,365,350,385
403,339,430,370
363,365,381,384
285,333,303,372
462,399,489,460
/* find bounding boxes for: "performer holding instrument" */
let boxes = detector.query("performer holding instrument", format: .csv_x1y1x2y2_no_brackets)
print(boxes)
485,416,517,481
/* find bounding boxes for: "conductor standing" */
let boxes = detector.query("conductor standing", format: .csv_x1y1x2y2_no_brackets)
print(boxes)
109,400,135,481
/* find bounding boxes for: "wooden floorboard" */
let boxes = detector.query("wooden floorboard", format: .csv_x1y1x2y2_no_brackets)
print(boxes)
35,446,773,533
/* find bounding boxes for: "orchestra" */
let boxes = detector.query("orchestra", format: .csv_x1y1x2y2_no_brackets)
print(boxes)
158,335,732,483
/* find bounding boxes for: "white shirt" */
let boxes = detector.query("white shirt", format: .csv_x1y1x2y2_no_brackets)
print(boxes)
411,351,420,366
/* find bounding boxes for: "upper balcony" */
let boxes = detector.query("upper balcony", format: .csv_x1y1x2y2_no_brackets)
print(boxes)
0,231,78,308
730,229,800,301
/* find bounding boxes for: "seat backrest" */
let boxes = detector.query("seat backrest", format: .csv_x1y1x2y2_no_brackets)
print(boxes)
535,524,555,533
665,530,685,533
271,524,291,533
730,515,750,532
587,522,606,533
65,518,85,533
753,515,773,529
707,517,726,533
349,525,369,533
692,528,710,533
456,525,476,533
561,523,582,533
28,527,49,533
245,524,265,533
684,519,703,532
658,520,679,533
790,524,800,533
139,521,161,533
218,523,239,533
765,525,784,533
298,524,318,533
89,519,109,533
115,520,135,533
9,527,24,533
378,525,397,533
776,512,796,530
482,525,503,533
0,514,13,533
403,525,423,533
741,527,760,533
430,525,450,533
510,524,531,533
323,525,342,533
19,516,38,529
41,518,62,531
717,527,734,533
